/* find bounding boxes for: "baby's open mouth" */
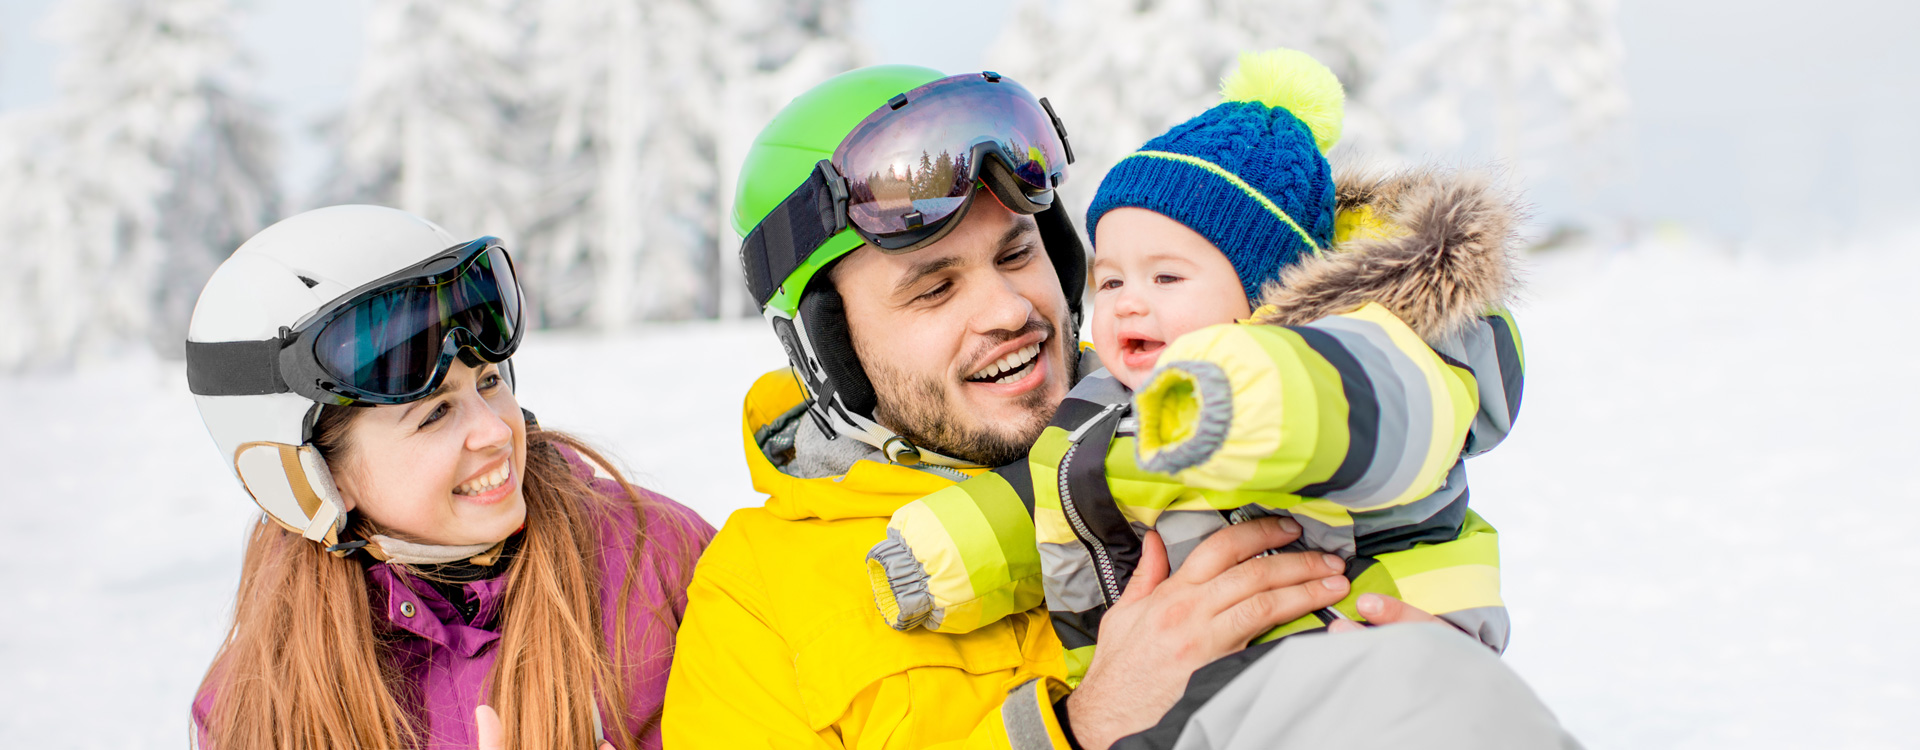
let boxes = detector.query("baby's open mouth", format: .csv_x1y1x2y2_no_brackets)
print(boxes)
1120,336,1167,372
966,342,1042,384
1123,337,1166,357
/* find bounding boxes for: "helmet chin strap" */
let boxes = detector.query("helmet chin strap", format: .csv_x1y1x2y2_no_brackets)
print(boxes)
324,526,511,566
773,300,983,470
353,535,508,566
822,404,982,469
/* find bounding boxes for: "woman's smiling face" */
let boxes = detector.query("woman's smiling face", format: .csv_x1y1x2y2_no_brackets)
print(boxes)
328,361,529,547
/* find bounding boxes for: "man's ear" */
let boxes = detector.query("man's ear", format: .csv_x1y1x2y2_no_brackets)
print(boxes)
798,270,878,419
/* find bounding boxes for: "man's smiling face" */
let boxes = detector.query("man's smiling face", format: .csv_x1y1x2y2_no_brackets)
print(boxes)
830,199,1078,466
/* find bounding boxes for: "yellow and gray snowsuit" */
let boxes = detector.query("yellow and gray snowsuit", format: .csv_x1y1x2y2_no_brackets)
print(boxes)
866,167,1526,682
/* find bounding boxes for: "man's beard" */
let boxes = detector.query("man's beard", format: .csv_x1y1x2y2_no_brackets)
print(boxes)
866,316,1081,467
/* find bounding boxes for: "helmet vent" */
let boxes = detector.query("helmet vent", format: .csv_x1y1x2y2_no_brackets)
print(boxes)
297,275,319,288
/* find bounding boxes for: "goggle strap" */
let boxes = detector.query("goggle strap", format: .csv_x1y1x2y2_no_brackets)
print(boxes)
1039,97,1074,165
186,338,291,396
741,160,848,308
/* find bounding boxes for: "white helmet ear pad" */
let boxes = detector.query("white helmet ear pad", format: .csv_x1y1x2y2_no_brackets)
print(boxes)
234,442,349,545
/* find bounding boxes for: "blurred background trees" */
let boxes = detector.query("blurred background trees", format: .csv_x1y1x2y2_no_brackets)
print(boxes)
0,0,277,367
0,0,1635,369
993,0,1627,232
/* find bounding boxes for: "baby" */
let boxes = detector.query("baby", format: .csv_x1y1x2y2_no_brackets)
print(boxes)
865,48,1526,683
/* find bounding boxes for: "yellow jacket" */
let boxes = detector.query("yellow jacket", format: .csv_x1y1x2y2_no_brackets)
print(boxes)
664,370,1073,749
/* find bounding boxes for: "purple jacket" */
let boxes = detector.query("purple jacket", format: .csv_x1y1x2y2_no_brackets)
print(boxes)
193,452,715,749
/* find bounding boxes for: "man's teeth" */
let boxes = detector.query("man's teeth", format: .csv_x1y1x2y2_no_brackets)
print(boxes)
454,463,511,496
970,343,1042,383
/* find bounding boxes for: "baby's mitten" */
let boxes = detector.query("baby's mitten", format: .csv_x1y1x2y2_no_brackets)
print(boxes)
867,473,1046,632
1134,304,1473,511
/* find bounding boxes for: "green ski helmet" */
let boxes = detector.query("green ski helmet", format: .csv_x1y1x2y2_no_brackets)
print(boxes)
736,64,1086,466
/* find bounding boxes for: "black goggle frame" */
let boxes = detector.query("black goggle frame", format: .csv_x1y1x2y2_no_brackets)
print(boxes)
186,237,525,407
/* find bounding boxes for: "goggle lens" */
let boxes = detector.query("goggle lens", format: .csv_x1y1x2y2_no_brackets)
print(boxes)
449,247,520,352
312,244,522,399
835,75,1068,236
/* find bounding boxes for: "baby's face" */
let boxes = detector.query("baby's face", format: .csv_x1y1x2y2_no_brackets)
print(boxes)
1091,208,1252,390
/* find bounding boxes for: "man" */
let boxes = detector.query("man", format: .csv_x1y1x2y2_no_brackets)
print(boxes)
665,65,1575,749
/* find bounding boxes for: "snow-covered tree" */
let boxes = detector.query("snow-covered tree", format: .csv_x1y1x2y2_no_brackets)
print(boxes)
528,0,858,328
315,0,857,330
318,0,539,279
706,0,861,318
0,0,278,369
0,112,152,368
988,0,1391,225
528,0,707,329
988,0,1629,226
1369,0,1629,176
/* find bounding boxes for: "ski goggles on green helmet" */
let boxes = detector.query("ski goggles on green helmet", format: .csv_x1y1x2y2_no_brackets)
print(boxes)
741,71,1075,314
186,237,525,407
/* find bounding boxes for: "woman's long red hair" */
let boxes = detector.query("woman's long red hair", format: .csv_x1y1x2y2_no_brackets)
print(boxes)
199,416,699,749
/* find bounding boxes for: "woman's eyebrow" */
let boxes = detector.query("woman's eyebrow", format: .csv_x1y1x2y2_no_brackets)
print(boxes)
399,380,457,421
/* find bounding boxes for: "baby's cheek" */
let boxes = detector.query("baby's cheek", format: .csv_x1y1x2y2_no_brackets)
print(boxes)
1089,313,1123,366
1089,303,1117,346
1150,311,1202,347
1163,291,1239,342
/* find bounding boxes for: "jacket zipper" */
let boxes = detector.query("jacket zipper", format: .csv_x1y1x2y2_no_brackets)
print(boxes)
914,463,969,482
1059,403,1126,605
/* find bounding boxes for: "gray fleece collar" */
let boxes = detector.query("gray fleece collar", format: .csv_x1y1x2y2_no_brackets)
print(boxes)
783,411,887,479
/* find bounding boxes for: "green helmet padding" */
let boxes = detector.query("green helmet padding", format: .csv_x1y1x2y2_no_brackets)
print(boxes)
734,64,945,236
735,65,947,315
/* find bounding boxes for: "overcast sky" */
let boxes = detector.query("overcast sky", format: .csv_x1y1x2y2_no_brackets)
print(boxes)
4,0,1914,246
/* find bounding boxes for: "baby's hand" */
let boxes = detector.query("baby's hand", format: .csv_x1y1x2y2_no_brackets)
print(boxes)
1132,323,1303,489
1134,304,1470,511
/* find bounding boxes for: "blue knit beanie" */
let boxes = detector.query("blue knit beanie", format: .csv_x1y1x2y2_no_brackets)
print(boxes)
1087,49,1345,302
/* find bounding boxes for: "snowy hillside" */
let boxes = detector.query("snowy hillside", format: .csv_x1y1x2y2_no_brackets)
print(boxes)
2,239,1915,748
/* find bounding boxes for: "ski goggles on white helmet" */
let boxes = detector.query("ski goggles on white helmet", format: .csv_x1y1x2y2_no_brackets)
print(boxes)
187,237,524,406
740,71,1075,311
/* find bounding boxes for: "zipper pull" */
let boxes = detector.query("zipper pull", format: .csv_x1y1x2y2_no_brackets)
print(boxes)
1065,402,1125,444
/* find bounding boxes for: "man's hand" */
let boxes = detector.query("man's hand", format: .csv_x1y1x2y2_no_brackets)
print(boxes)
475,705,614,750
1326,593,1448,634
1064,517,1352,750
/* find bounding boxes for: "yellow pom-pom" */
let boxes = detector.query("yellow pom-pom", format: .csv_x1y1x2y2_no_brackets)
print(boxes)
1219,48,1346,154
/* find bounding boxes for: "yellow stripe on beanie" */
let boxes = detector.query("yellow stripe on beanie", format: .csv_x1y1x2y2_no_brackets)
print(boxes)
1121,150,1324,256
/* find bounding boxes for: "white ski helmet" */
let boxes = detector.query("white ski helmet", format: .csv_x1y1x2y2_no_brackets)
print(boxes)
186,205,512,549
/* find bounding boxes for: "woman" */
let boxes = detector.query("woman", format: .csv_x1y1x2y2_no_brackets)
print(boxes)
183,205,711,749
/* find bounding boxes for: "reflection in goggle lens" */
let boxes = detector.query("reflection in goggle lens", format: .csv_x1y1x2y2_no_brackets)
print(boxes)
836,75,1068,237
313,245,522,398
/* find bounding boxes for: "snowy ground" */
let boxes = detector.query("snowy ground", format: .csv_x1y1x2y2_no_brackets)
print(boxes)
3,238,1916,748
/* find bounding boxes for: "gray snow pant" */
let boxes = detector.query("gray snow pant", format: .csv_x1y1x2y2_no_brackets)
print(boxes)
1113,624,1581,750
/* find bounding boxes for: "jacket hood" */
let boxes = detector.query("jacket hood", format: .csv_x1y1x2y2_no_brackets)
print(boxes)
1251,163,1525,342
741,369,970,522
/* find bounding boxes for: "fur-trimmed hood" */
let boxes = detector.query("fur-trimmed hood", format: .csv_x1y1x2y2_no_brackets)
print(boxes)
1251,164,1525,342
